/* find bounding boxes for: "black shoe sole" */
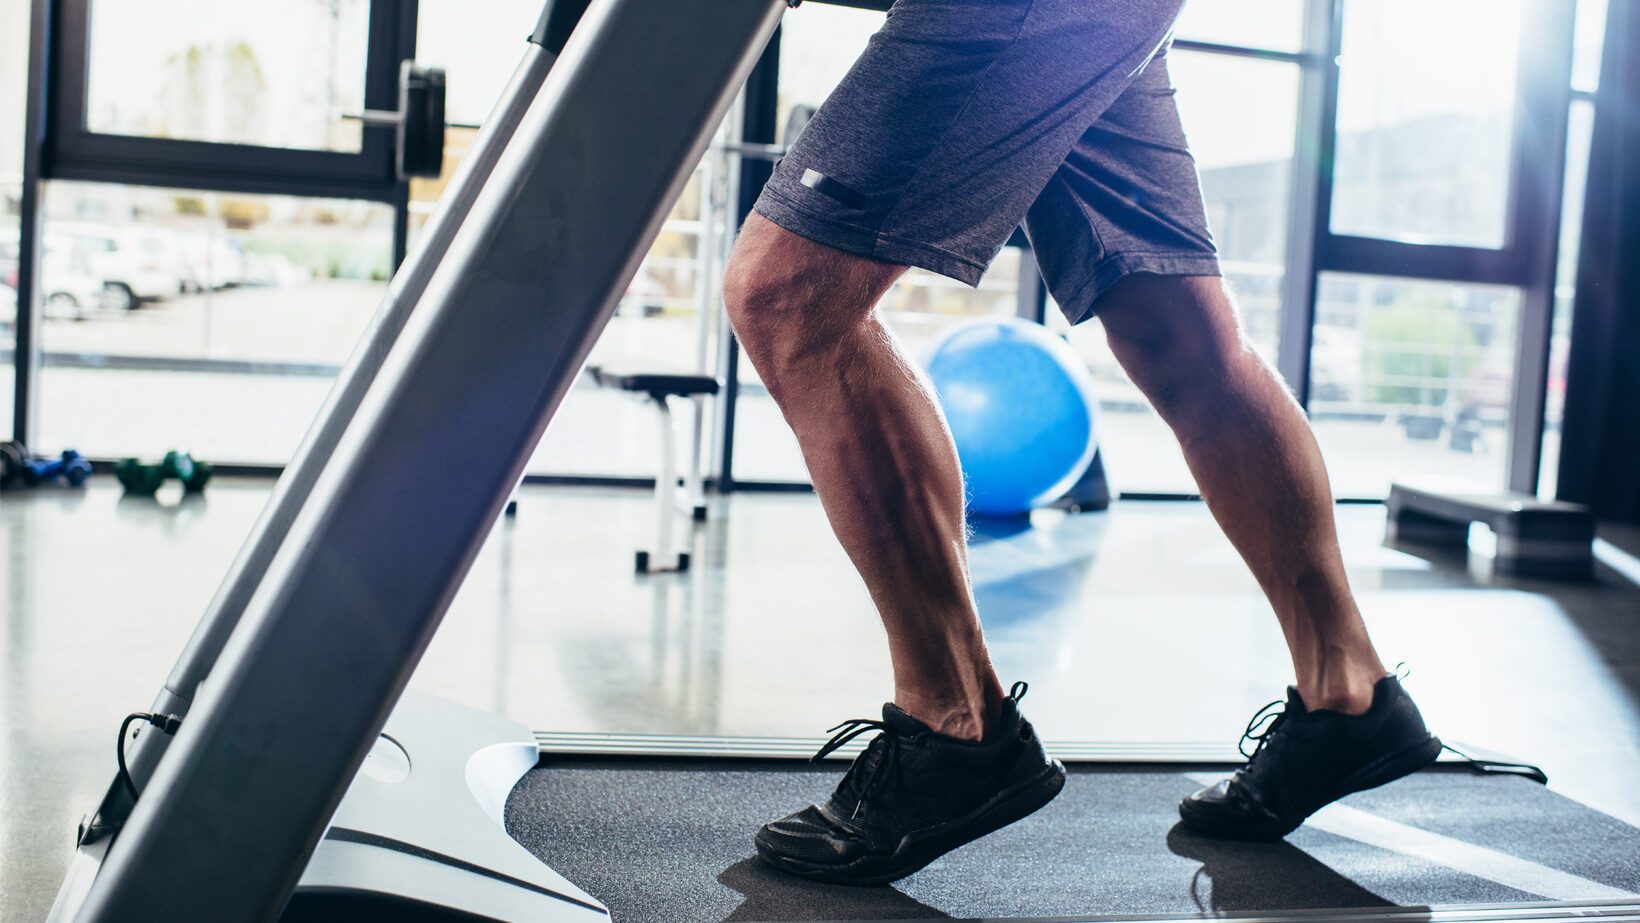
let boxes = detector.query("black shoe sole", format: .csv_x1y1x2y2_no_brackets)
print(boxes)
1178,734,1444,842
755,759,1067,886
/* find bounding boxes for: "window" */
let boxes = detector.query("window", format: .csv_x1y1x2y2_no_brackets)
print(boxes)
1309,273,1521,497
85,0,371,153
409,0,545,237
44,0,407,201
1173,0,1304,52
36,181,393,463
1329,0,1525,248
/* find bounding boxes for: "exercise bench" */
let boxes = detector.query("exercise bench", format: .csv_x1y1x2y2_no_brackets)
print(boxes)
589,364,719,573
1385,479,1596,579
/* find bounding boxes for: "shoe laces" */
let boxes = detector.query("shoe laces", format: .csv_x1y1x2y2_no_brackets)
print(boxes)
1238,699,1287,760
808,682,1031,820
812,717,892,763
812,718,901,819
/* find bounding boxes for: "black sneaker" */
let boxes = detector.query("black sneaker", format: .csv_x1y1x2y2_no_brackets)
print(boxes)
755,682,1065,885
1179,675,1443,841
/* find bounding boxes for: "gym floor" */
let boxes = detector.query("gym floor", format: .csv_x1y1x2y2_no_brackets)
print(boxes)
3,479,1639,920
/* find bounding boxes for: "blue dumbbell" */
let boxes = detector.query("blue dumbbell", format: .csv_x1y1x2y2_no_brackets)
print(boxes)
21,450,93,487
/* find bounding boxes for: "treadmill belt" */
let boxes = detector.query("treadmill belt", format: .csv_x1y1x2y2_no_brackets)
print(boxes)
504,761,1640,922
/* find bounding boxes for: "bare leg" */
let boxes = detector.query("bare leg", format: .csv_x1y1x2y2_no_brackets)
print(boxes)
1096,274,1386,713
723,213,1005,740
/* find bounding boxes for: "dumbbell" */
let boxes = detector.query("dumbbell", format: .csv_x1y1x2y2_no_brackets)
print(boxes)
162,450,214,492
21,450,93,487
114,459,169,496
115,450,214,496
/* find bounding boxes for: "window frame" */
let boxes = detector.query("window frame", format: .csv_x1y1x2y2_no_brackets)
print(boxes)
1304,0,1577,493
10,0,417,447
42,0,414,202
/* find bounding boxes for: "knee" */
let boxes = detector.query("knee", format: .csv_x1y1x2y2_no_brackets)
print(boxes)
721,246,803,358
1097,274,1247,382
721,214,901,370
721,258,828,382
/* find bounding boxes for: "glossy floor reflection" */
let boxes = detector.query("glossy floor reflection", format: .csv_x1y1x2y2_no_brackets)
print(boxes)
3,479,1639,919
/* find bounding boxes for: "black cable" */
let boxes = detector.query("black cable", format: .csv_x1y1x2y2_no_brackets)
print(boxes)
116,714,143,802
1442,742,1550,785
116,712,183,803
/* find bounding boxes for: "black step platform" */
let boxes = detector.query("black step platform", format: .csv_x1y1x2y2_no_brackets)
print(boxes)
1385,480,1595,579
505,760,1639,923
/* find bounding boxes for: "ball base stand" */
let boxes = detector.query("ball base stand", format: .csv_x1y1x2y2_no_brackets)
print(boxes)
1049,447,1112,513
53,692,608,923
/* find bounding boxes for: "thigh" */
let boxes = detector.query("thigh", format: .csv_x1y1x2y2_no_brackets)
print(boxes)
755,0,1187,287
1024,50,1222,326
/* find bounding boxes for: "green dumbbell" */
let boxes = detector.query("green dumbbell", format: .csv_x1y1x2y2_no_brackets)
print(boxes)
161,450,194,483
162,450,213,493
115,458,168,497
183,460,214,493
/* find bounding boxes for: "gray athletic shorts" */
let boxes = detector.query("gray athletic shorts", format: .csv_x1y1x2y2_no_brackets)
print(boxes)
754,0,1220,326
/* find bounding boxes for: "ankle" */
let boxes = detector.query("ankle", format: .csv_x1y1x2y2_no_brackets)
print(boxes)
1297,668,1387,715
894,680,1005,742
915,707,988,741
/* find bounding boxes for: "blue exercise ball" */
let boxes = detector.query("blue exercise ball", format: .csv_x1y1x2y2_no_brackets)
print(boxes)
925,317,1098,516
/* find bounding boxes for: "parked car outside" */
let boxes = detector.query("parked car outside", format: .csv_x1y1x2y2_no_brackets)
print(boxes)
52,223,187,309
176,230,247,291
3,236,107,321
40,233,110,320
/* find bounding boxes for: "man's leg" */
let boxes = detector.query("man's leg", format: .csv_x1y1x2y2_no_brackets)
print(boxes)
725,212,1064,888
717,0,1191,882
1093,273,1386,713
719,0,1184,749
723,212,1006,741
1092,273,1442,841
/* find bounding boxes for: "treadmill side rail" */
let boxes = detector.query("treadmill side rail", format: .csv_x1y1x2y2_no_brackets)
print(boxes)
84,41,562,843
68,1,788,920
